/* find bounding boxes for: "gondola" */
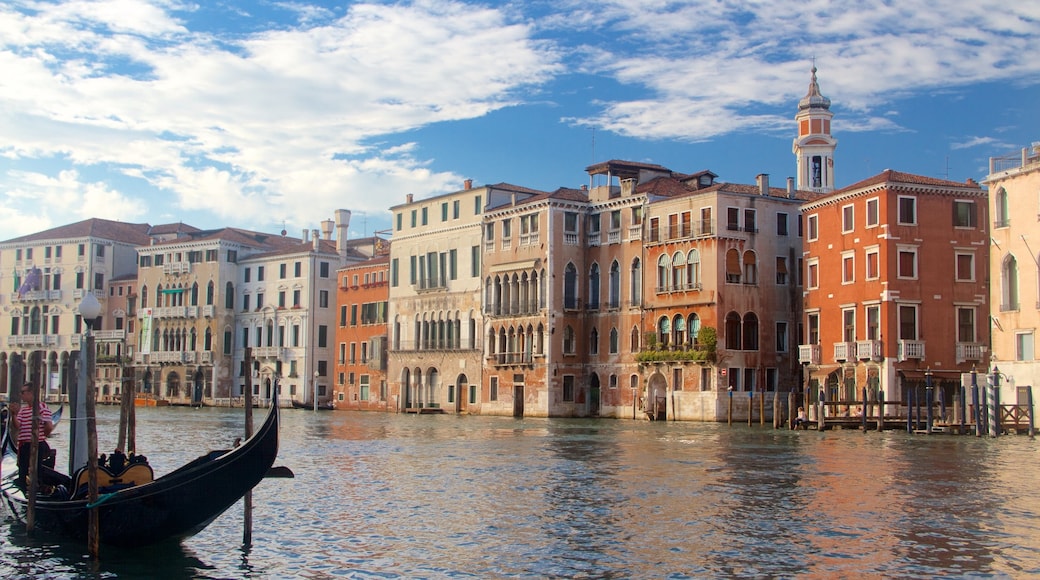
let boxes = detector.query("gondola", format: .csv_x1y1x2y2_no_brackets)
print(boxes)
0,402,280,548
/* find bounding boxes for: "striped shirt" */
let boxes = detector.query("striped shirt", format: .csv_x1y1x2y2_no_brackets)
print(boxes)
16,403,52,445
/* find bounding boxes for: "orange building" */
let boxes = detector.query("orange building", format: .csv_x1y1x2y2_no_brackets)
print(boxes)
334,252,390,410
799,171,989,409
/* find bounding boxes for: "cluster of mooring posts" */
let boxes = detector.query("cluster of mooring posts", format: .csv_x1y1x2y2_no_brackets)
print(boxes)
726,367,1035,438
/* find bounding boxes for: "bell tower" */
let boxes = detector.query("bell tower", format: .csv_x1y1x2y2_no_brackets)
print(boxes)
792,65,837,192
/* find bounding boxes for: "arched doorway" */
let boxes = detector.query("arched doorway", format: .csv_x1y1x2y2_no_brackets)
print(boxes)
647,371,668,420
401,368,412,409
456,373,468,414
166,371,181,400
589,373,601,416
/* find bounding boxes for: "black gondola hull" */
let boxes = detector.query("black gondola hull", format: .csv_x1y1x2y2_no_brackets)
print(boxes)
1,404,279,548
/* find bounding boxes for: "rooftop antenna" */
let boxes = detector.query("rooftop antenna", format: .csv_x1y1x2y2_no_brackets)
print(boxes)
280,220,287,236
591,127,596,164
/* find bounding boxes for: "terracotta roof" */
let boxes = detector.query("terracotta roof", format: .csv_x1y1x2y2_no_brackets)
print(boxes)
636,176,693,197
147,222,202,236
340,255,390,271
1,217,152,245
585,159,672,177
837,170,983,193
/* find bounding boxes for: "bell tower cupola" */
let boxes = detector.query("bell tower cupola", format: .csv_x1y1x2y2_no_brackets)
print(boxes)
792,65,837,192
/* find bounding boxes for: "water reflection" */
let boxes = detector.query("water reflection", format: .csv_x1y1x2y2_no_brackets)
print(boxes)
4,408,1040,578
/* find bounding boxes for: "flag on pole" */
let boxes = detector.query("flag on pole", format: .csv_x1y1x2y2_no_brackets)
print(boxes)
17,267,41,299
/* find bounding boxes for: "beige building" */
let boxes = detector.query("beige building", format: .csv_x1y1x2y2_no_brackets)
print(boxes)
1,218,151,401
387,181,490,412
985,142,1040,410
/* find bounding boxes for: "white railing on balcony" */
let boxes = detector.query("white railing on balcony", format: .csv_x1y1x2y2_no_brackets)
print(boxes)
93,329,126,341
607,230,621,245
956,343,985,364
7,334,58,347
588,233,602,246
254,346,281,359
155,306,188,318
202,305,216,317
564,232,579,245
200,352,213,363
16,289,62,302
184,351,196,364
833,342,856,361
163,261,191,275
798,344,821,365
151,351,185,363
856,340,883,360
628,224,642,240
897,340,926,361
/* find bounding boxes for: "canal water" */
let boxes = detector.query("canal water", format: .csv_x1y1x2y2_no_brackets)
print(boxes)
3,406,1040,579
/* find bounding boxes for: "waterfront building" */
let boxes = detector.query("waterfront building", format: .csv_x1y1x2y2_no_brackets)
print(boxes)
0,218,152,400
334,250,391,410
799,171,989,409
96,274,138,403
641,172,815,420
386,182,501,413
984,142,1040,410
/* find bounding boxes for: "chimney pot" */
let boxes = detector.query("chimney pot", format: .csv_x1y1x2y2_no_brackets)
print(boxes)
756,173,769,196
406,193,414,204
464,179,473,190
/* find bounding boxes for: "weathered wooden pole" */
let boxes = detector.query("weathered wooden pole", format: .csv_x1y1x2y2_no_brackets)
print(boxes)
772,391,780,428
788,391,796,430
1027,386,1035,438
243,347,254,546
759,390,765,426
727,388,733,426
748,390,753,427
876,390,884,432
861,387,868,432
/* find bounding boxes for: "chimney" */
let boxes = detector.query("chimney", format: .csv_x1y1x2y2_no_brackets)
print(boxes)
312,229,320,250
406,193,414,204
335,209,352,256
321,219,334,240
464,179,473,190
756,174,769,196
787,177,795,198
302,228,309,243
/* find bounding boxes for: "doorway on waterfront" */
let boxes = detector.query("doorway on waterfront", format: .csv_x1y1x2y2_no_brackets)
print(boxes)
166,371,181,400
648,372,667,420
513,385,524,417
456,374,468,414
589,373,601,416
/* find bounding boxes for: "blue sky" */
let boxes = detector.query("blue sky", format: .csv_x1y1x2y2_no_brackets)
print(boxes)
1,0,1038,240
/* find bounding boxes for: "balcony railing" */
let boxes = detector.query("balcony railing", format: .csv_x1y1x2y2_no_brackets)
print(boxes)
855,340,883,360
203,305,216,317
833,342,856,362
93,329,126,341
607,230,621,244
897,340,926,361
798,344,821,365
16,290,62,302
254,346,282,359
956,343,985,364
628,224,642,240
163,261,191,275
7,334,59,347
200,352,213,364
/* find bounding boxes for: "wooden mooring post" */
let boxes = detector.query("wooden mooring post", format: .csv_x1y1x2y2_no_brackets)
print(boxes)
243,347,254,546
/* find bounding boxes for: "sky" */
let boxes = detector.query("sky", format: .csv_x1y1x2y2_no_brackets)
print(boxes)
1,0,1038,241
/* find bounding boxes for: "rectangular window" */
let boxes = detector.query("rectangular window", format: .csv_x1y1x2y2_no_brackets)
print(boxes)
339,305,347,326
776,213,788,236
807,312,820,344
244,267,251,283
449,249,458,280
490,376,499,402
295,262,302,277
953,200,977,228
727,207,740,231
842,252,855,284
453,200,460,219
842,204,854,233
673,368,683,392
396,213,403,231
842,308,856,342
776,321,788,352
957,307,976,343
898,304,918,340
743,209,756,233
350,304,358,326
411,210,417,227
319,290,329,308
955,252,975,282
474,195,482,214
563,375,575,402
320,262,329,278
898,196,917,225
865,248,880,280
648,216,660,242
865,197,879,228
293,289,301,307
391,258,399,287
360,375,370,401
775,257,788,285
441,202,449,221
421,207,428,225
898,248,918,279
279,291,286,308
257,266,265,281
610,210,622,231
1017,332,1035,361
807,214,818,241
318,325,328,347
471,246,480,277
866,305,881,340
280,263,287,278
807,259,819,289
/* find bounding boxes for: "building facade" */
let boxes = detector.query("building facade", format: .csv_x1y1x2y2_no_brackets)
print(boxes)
985,142,1040,410
799,171,989,410
335,252,390,410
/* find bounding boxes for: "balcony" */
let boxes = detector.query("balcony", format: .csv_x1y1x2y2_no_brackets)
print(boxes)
607,230,621,244
956,343,985,364
798,344,821,365
833,342,856,362
588,233,602,246
93,329,126,342
163,261,191,275
7,334,59,347
627,224,642,240
489,352,535,366
897,340,926,361
203,305,216,317
200,352,213,364
855,340,883,360
16,289,62,302
564,233,579,245
254,346,282,359
154,306,192,318
151,351,185,364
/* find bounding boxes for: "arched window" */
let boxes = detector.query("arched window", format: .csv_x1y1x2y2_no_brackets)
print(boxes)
672,251,686,290
630,258,641,304
1002,255,1019,310
743,313,759,350
743,251,758,285
564,263,578,309
225,282,234,309
608,260,620,309
673,314,686,347
657,254,671,291
687,249,701,289
485,277,494,314
191,282,199,306
29,306,42,335
609,327,619,354
141,285,149,308
536,323,545,354
563,325,576,354
206,281,215,305
658,316,671,348
590,327,599,355
725,312,741,350
688,313,701,345
204,327,213,351
726,249,741,284
631,326,640,352
589,263,600,310
995,187,1009,227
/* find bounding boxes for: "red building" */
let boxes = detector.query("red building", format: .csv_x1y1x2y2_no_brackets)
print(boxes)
334,253,390,410
799,171,989,409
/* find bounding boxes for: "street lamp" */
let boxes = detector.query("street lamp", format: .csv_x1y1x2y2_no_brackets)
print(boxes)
313,370,320,412
77,291,102,557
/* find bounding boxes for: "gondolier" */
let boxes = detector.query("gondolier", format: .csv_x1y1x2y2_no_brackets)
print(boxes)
10,382,55,489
